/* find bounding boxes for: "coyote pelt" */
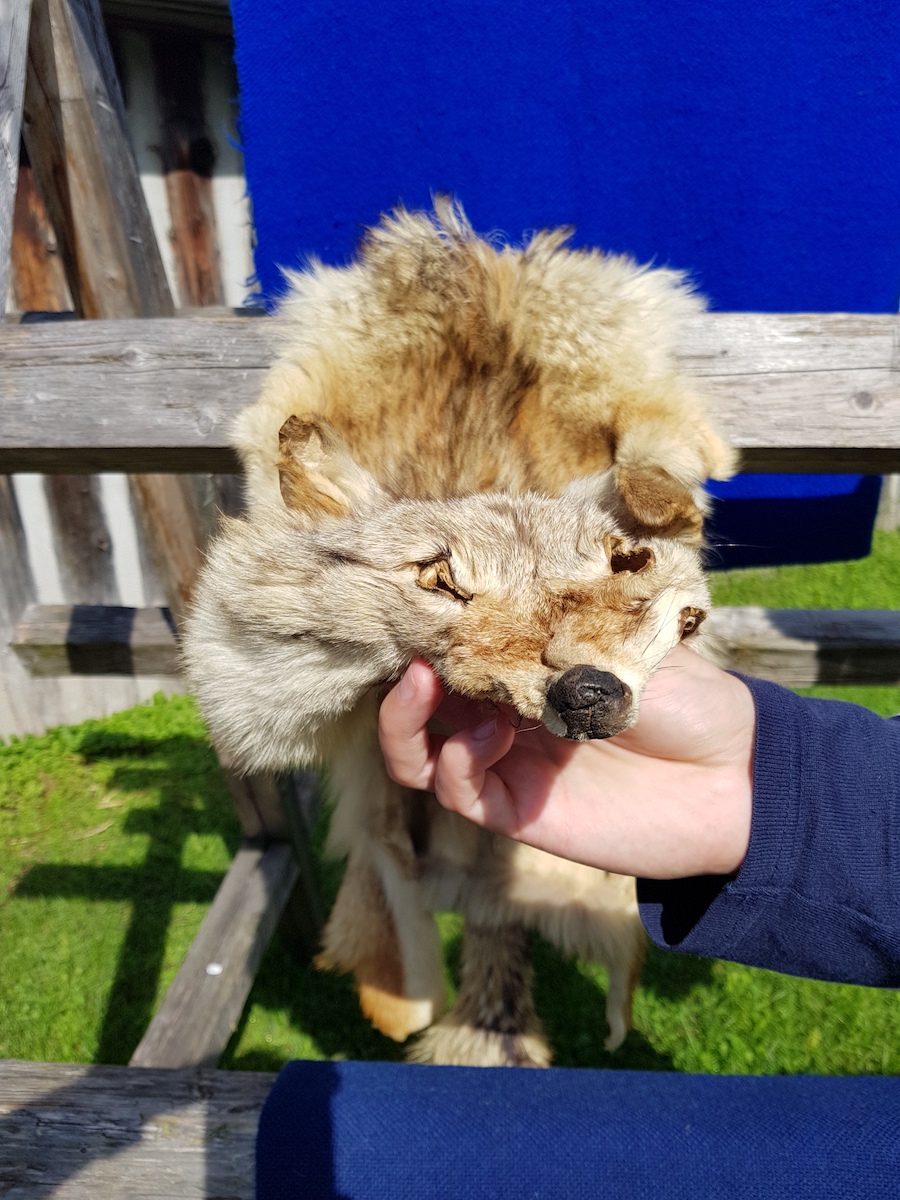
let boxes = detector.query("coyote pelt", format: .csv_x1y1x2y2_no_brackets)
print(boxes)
184,201,734,1065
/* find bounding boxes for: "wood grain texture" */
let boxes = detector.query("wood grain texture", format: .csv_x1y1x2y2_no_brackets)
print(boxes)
0,476,44,734
8,149,72,310
707,607,900,687
681,312,900,472
12,165,125,642
0,0,32,309
220,768,288,841
0,311,898,472
129,472,206,626
129,842,299,1069
12,602,178,674
44,474,120,601
16,0,218,635
151,31,224,307
0,1058,273,1200
22,0,174,319
18,0,223,629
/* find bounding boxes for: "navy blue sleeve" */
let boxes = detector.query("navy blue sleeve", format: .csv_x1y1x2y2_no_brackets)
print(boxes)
637,677,900,986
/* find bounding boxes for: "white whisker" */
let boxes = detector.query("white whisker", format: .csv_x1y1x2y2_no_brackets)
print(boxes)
513,721,544,735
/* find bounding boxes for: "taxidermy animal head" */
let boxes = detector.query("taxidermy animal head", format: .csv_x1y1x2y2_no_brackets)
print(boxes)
185,413,710,772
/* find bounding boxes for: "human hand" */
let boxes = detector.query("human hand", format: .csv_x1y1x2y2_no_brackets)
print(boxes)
378,645,755,880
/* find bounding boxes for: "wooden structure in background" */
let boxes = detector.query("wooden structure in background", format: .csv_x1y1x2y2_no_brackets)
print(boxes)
2,308,899,474
8,142,72,310
0,1,32,309
22,0,174,319
1,0,320,1095
1,4,899,1196
0,0,328,1165
151,30,225,307
2,0,251,741
21,0,208,633
1,1059,273,1198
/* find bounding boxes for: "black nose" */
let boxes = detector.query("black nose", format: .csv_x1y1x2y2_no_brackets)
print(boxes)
546,666,632,740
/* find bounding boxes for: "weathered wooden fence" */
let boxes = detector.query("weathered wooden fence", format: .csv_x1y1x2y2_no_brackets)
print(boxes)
2,7,899,1198
1,305,899,1198
4,307,900,689
2,0,253,741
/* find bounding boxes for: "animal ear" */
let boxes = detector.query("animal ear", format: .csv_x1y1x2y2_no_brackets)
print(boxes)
603,534,655,575
277,415,383,517
614,465,704,544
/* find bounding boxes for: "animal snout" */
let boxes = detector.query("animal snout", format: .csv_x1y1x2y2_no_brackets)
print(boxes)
546,666,632,741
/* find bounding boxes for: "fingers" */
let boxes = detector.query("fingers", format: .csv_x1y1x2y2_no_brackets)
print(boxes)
434,717,518,830
379,662,520,834
378,659,445,790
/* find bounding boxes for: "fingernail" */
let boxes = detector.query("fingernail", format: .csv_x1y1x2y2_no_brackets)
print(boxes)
396,665,419,701
472,716,498,741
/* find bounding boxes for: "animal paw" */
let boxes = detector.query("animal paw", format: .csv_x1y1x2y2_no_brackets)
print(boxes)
357,982,437,1042
407,1019,552,1068
604,1019,627,1053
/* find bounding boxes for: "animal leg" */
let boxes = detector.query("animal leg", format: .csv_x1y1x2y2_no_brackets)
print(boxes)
316,708,447,1041
408,922,551,1068
603,931,646,1051
316,848,446,1042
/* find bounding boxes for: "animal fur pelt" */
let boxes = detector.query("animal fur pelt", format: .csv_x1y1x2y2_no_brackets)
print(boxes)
184,200,734,1065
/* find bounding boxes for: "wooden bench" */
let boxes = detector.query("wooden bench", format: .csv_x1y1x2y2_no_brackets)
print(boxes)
0,1059,274,1199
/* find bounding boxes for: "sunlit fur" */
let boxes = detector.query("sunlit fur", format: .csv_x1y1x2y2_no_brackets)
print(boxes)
184,201,732,1064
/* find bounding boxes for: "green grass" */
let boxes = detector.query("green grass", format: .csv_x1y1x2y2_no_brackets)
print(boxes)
2,532,899,1073
710,529,900,610
0,695,240,1064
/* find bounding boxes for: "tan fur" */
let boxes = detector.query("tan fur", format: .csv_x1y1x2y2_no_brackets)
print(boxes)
183,201,733,1065
407,924,551,1068
314,851,437,1040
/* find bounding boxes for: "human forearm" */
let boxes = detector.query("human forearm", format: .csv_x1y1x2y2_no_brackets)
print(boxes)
639,678,900,986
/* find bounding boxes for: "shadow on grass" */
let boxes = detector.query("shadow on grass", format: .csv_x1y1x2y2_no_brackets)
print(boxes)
639,943,715,1001
222,922,681,1074
221,937,407,1072
13,730,240,1065
531,935,678,1071
16,721,707,1075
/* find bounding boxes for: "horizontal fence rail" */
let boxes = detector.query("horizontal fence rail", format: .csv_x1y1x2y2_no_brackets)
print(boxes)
12,603,179,675
0,1058,274,1198
1,311,898,473
12,602,900,689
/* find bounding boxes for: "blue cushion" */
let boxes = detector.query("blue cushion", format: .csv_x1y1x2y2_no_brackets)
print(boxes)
256,1060,900,1199
705,474,882,570
230,1,900,566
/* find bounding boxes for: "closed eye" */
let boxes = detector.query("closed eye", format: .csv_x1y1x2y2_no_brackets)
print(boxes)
679,607,706,638
416,557,474,603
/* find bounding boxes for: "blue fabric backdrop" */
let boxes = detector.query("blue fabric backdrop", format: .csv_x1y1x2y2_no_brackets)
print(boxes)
230,1,900,564
256,1060,900,1199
